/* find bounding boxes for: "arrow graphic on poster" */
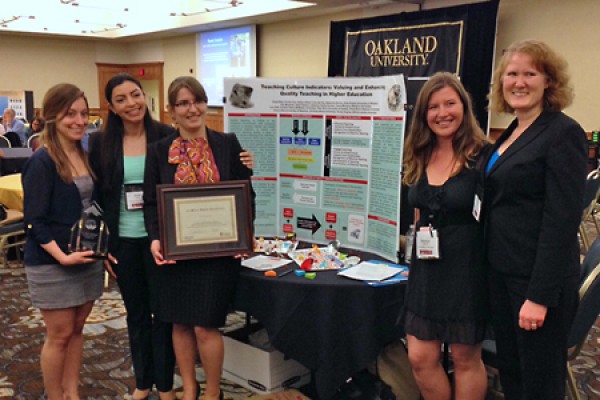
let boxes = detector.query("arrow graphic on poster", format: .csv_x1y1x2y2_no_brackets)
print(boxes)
297,214,322,235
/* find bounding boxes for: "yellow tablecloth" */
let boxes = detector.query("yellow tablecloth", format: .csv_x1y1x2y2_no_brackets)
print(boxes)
0,173,23,212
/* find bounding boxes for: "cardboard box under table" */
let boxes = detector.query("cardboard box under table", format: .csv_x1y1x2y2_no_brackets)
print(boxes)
222,331,310,395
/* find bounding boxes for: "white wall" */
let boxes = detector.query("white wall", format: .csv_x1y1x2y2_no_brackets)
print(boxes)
490,0,600,130
0,34,121,108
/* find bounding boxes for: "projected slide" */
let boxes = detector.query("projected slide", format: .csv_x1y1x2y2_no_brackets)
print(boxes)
198,25,256,107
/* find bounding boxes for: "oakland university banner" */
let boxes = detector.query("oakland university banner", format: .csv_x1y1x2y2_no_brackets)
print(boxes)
329,0,498,130
345,21,465,77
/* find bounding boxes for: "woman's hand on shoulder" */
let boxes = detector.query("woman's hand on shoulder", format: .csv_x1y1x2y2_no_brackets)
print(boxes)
240,149,254,169
151,239,176,266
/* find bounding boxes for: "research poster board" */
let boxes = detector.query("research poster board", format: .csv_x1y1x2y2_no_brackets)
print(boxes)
224,75,406,261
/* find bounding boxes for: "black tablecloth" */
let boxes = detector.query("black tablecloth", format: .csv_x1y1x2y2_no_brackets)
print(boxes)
0,148,32,175
0,157,28,175
234,266,406,399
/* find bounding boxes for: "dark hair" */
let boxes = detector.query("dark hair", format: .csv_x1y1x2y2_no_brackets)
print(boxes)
403,72,488,185
31,116,45,133
40,83,91,183
99,73,158,191
167,76,208,107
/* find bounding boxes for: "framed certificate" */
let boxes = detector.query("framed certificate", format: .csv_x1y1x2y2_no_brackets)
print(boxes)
157,180,253,260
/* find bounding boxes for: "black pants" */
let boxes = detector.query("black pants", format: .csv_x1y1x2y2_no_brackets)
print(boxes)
488,269,578,400
113,237,175,392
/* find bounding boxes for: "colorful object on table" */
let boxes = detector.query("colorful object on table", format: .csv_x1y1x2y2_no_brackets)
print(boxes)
294,270,306,277
300,258,314,270
290,247,346,271
254,237,297,255
264,270,277,277
304,272,317,280
312,244,321,255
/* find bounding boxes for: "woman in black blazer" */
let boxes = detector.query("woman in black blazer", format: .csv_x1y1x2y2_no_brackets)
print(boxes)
483,40,587,400
143,76,255,400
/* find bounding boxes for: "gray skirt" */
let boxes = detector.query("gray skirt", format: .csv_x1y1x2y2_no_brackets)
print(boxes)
25,261,104,309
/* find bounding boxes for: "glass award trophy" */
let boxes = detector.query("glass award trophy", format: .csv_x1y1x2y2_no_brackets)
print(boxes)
69,201,110,258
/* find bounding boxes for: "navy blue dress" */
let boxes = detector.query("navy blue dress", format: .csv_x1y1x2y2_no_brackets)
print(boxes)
403,165,488,344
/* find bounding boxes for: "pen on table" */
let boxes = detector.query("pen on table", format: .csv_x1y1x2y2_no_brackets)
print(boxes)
277,268,294,278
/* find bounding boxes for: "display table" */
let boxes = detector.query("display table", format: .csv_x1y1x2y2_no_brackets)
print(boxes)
0,173,23,211
234,261,406,399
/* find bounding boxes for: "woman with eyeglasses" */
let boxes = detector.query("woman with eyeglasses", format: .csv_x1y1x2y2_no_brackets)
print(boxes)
143,76,255,400
89,73,253,400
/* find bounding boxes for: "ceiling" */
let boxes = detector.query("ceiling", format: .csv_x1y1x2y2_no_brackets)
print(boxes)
0,0,425,41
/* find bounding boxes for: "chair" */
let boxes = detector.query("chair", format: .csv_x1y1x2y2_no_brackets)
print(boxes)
3,131,22,147
579,236,600,282
0,135,11,148
0,210,25,267
27,133,41,151
482,238,600,400
566,256,600,400
579,170,600,251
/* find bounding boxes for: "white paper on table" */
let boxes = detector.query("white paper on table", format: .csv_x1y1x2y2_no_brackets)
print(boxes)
241,255,293,271
337,261,402,281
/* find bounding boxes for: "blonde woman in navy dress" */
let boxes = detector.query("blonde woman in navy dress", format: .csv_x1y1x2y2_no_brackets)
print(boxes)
22,83,104,400
144,76,255,400
402,72,489,400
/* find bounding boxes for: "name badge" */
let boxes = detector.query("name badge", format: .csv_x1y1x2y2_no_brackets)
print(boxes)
416,226,440,260
124,184,144,211
472,193,482,222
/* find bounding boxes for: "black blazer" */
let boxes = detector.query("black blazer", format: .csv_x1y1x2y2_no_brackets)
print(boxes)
143,128,255,243
22,149,85,265
88,121,176,252
481,110,587,307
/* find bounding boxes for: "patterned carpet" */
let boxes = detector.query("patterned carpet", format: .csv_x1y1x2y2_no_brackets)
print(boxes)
2,251,600,400
0,265,258,400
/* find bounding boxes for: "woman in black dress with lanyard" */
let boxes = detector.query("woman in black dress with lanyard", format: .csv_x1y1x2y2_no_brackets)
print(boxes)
143,76,255,400
402,72,489,400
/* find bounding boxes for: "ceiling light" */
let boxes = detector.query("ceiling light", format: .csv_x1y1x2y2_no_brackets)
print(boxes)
0,15,35,25
171,0,243,17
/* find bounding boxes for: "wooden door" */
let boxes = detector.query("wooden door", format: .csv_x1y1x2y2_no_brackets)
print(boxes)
96,64,129,124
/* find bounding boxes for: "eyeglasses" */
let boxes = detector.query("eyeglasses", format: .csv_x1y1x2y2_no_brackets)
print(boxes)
174,99,206,109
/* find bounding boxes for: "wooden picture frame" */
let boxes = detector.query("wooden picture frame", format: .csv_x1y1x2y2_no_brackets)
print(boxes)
157,180,253,260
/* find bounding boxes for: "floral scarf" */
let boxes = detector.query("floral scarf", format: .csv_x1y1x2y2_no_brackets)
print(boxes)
168,136,220,185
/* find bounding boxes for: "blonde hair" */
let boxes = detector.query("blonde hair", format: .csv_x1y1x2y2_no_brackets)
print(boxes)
403,72,488,186
489,39,574,114
40,83,92,183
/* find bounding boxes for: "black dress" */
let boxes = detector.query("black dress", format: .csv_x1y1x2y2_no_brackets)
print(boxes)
403,165,487,344
143,129,255,329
